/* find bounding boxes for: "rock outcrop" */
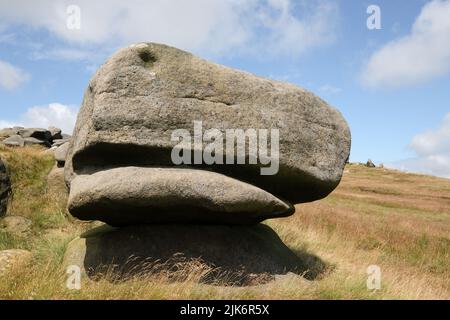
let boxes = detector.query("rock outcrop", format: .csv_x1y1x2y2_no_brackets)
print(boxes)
65,42,351,225
366,159,376,168
0,127,23,140
1,127,71,148
0,158,11,218
62,42,350,283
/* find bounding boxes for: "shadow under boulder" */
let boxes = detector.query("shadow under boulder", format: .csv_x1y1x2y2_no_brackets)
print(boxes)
64,224,327,286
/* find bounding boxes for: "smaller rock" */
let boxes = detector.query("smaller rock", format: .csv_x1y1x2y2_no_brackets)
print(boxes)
54,142,70,165
18,128,52,142
52,139,70,147
48,126,62,140
68,167,293,225
366,159,376,168
23,137,51,147
2,135,24,147
0,249,32,275
0,216,32,235
0,127,21,139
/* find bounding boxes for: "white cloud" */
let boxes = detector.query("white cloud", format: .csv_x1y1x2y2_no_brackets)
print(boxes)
31,48,97,61
0,103,78,134
0,59,30,90
20,103,78,134
361,0,450,89
0,0,338,58
387,113,450,178
410,114,450,156
0,120,16,129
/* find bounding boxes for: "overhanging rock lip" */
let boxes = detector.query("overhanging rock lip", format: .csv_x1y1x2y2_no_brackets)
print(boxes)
67,166,295,226
67,141,344,204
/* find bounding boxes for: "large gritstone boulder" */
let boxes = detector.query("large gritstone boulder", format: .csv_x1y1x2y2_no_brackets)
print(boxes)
64,42,351,225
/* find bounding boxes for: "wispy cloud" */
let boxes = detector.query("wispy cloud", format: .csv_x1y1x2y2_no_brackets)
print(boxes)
387,113,450,178
31,48,96,61
361,0,450,89
0,0,339,59
0,59,30,90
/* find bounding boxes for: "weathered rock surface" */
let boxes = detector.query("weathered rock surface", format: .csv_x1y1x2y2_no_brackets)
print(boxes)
54,142,70,165
6,136,52,147
52,138,71,147
64,42,351,224
0,158,11,217
24,137,50,147
68,167,293,225
63,224,326,285
0,249,31,275
48,126,62,140
18,128,51,141
0,127,23,139
3,135,24,147
66,43,350,201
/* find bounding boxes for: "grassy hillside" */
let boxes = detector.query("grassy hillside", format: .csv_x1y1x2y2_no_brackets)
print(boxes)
0,145,449,299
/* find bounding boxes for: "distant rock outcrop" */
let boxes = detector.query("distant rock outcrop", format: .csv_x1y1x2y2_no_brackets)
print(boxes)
366,159,376,168
0,127,71,149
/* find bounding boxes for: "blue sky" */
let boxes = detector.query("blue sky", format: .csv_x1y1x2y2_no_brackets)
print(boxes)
0,0,449,178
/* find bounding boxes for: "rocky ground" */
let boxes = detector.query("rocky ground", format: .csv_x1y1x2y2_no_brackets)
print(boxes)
0,144,449,299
